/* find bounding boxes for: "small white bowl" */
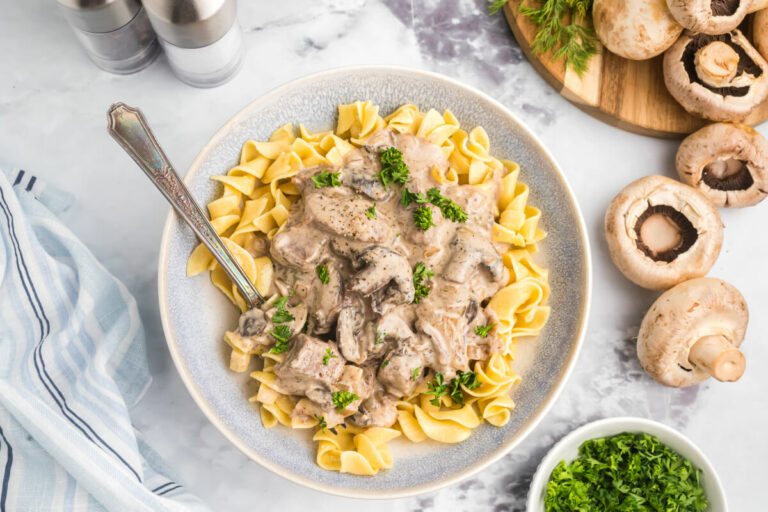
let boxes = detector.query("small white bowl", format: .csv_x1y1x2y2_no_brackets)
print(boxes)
527,417,727,512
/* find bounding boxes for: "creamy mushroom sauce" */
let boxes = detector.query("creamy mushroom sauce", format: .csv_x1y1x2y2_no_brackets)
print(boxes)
231,129,509,428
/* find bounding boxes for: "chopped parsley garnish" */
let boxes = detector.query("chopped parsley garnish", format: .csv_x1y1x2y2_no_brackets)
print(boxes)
545,432,708,511
365,203,377,218
316,264,330,284
322,347,337,365
311,170,341,188
474,323,496,338
427,188,467,223
331,390,359,411
375,147,410,187
270,296,294,324
413,205,435,231
401,187,428,207
268,325,292,354
314,414,327,433
426,372,447,406
412,367,421,382
381,359,390,368
412,262,434,303
449,370,481,405
374,329,387,347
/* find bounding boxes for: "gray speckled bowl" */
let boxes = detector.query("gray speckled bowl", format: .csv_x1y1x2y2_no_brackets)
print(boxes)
158,66,592,498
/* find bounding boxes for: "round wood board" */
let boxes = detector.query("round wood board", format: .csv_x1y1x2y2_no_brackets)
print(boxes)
502,1,768,138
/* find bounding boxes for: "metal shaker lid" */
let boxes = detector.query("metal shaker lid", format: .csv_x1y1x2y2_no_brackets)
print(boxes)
56,0,142,33
142,0,236,49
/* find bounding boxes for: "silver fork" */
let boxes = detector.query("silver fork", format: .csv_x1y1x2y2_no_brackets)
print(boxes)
107,102,264,309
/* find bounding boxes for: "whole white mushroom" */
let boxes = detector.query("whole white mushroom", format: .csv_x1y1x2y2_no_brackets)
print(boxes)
593,0,683,60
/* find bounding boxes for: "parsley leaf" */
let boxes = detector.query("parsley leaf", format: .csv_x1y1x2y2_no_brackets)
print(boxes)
322,347,337,365
413,206,435,231
488,0,507,13
270,296,294,324
314,414,327,433
426,188,467,223
311,170,341,188
332,390,359,411
474,324,496,338
381,359,390,368
316,264,330,285
426,372,447,407
412,262,434,304
401,187,428,207
374,329,387,347
448,371,481,405
412,367,421,382
268,325,292,354
375,147,410,187
544,432,708,511
365,203,376,219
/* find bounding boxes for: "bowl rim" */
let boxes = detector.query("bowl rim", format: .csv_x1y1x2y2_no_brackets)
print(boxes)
157,65,593,499
526,416,728,512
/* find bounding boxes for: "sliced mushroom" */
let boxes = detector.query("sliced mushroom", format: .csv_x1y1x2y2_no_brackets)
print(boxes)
604,175,723,290
346,247,415,306
336,301,372,364
677,122,768,207
443,227,505,284
666,0,750,34
593,0,682,60
754,8,768,62
664,30,768,122
637,277,748,387
341,146,393,201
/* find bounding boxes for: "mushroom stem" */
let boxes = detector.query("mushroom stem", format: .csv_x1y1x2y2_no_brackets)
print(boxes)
689,334,746,382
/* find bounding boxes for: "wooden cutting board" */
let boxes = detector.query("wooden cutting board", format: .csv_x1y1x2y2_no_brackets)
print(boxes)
502,0,768,138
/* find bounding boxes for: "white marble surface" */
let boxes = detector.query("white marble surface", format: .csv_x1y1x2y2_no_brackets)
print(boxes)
2,1,767,510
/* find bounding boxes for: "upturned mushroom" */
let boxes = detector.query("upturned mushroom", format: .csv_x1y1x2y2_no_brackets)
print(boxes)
664,30,768,122
677,122,768,207
593,0,683,60
754,8,768,61
604,175,723,290
666,0,752,34
637,277,749,387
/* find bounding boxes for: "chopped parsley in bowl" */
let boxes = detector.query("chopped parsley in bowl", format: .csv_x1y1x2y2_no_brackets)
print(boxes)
527,417,727,512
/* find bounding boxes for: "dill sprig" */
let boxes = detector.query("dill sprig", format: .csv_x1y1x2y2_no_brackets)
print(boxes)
489,0,598,76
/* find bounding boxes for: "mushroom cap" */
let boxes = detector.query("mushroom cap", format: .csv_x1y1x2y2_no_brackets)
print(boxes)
663,30,768,122
666,0,750,34
677,122,768,207
604,175,723,290
593,0,683,60
637,277,748,387
754,8,768,62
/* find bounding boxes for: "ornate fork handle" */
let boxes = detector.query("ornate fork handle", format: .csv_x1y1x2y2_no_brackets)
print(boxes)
107,102,264,308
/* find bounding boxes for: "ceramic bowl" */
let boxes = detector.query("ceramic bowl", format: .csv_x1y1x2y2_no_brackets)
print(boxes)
527,417,728,511
158,66,592,498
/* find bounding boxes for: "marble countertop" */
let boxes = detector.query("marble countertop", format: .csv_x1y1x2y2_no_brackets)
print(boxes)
2,0,767,510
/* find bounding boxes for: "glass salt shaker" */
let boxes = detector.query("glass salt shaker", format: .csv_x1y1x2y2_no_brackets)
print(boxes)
57,0,160,74
142,0,244,88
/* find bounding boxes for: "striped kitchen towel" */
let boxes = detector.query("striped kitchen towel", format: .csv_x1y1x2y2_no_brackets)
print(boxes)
0,169,210,512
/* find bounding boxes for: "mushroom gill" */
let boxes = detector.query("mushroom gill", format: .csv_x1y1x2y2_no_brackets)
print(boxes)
664,30,768,121
677,122,768,207
710,0,740,16
633,205,697,263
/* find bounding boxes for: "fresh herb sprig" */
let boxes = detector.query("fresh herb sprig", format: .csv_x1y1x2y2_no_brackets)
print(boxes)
426,371,481,407
426,372,447,406
332,390,359,411
411,367,421,382
365,203,377,218
413,206,435,231
427,188,467,222
314,414,327,433
474,323,496,338
401,187,428,207
268,324,292,354
545,432,708,511
375,147,410,187
412,262,434,303
271,296,294,324
489,0,598,76
311,170,341,188
316,264,330,284
323,347,337,365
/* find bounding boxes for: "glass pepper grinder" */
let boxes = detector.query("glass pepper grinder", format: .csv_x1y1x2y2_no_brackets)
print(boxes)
142,0,245,88
57,0,160,74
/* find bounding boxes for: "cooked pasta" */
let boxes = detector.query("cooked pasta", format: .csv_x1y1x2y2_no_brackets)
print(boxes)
186,102,550,475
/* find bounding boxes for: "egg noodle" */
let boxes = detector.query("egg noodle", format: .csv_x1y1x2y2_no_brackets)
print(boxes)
186,102,550,475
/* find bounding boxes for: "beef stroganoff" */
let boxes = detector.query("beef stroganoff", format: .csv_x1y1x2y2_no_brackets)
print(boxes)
186,102,550,475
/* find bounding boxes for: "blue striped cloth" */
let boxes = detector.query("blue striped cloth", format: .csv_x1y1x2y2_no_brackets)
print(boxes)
0,169,209,511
